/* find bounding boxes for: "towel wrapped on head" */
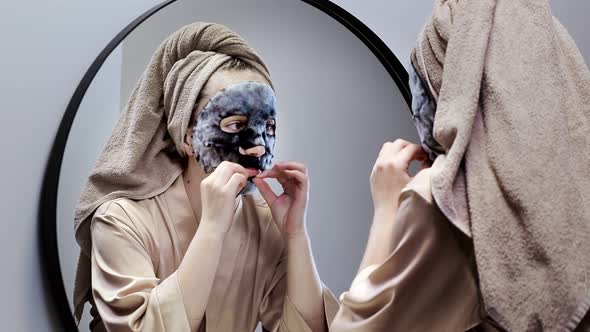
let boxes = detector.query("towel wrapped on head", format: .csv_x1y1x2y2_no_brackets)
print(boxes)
72,22,272,323
412,0,590,330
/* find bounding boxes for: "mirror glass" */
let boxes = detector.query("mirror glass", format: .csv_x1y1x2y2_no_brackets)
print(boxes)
55,0,417,330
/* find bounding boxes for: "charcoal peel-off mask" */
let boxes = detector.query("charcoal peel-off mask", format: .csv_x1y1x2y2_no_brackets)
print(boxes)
192,81,276,194
408,63,445,161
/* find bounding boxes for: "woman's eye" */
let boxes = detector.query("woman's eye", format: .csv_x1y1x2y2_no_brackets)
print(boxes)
220,115,248,133
227,121,245,131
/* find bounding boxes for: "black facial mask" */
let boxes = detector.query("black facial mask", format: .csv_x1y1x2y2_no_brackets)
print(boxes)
409,63,444,161
192,81,277,194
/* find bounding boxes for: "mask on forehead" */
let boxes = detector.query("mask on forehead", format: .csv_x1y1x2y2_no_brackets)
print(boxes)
408,63,444,161
192,81,277,194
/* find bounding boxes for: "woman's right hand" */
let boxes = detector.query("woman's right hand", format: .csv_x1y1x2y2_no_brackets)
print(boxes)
199,161,258,234
370,139,428,214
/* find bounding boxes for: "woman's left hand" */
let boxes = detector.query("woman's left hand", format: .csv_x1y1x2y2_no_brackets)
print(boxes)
370,140,428,214
252,161,309,238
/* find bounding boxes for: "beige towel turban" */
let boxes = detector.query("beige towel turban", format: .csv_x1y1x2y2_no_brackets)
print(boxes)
414,0,590,330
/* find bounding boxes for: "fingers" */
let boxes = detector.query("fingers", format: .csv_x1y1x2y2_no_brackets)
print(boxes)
258,167,288,181
267,169,307,191
378,139,427,171
275,161,306,174
379,139,410,157
214,162,242,182
252,178,279,207
257,161,307,181
255,162,309,198
224,172,248,195
282,169,307,186
258,165,307,187
397,144,428,170
258,161,306,178
213,161,258,185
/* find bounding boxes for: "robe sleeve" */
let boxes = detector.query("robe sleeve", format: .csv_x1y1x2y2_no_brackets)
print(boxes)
258,251,340,332
90,201,192,332
330,190,482,332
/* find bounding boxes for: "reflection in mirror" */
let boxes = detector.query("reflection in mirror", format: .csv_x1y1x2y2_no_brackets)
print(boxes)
55,0,416,330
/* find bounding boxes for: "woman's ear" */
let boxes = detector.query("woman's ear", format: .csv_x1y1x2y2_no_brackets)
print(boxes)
183,131,194,156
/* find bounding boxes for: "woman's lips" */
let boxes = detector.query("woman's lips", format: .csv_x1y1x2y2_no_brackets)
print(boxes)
245,167,261,180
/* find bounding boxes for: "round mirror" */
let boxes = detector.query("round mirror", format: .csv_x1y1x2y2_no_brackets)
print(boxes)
41,0,415,330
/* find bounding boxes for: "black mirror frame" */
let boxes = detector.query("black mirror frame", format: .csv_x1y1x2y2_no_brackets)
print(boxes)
39,0,411,330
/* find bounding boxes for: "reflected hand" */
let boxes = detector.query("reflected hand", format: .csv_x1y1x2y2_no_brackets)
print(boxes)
370,139,429,213
252,161,309,238
200,161,259,234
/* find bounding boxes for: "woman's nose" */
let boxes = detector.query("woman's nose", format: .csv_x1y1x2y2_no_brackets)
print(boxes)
239,145,265,157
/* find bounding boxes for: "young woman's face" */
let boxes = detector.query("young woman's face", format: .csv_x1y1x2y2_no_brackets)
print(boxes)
186,69,276,192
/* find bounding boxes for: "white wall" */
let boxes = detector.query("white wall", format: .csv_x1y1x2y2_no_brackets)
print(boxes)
550,0,590,61
1,0,587,330
330,0,590,68
0,1,160,330
57,45,124,329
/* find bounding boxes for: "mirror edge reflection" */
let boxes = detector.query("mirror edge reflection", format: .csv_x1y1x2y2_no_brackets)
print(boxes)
39,0,411,330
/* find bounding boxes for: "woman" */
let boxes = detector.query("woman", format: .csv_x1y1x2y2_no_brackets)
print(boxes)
331,0,590,331
72,22,338,332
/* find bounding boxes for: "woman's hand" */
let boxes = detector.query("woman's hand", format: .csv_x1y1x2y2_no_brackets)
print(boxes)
255,162,325,331
370,139,429,214
200,161,259,234
252,161,309,238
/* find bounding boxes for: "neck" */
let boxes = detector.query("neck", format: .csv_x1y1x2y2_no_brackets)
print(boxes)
182,156,207,221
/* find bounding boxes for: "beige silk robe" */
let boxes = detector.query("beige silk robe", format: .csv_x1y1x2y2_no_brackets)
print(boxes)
88,173,339,332
330,169,490,332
